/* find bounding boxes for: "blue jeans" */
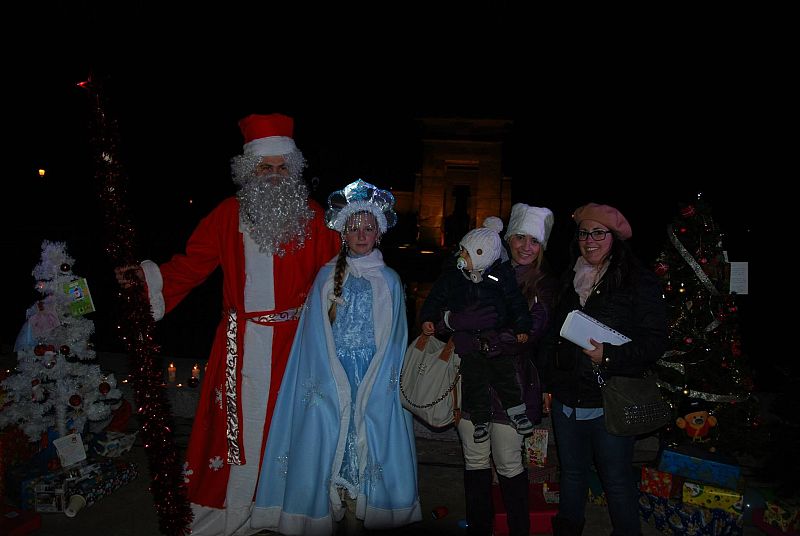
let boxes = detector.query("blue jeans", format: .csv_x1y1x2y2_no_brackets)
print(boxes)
551,400,641,535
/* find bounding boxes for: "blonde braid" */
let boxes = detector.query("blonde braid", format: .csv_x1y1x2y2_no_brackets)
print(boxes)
328,243,349,323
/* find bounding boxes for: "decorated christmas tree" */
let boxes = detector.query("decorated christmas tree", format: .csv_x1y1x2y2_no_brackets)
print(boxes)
0,240,122,442
653,195,760,455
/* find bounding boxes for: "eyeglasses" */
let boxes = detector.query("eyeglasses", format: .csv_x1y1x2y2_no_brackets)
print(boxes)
576,229,613,241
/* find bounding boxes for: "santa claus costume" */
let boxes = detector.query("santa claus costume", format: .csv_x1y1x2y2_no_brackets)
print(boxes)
139,114,340,536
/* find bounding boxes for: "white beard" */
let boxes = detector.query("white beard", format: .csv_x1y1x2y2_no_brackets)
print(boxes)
238,174,313,256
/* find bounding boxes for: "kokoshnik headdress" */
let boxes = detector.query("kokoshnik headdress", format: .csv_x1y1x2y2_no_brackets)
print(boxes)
325,179,397,234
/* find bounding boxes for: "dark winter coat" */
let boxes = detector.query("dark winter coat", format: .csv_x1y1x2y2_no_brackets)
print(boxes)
537,262,667,409
419,257,532,337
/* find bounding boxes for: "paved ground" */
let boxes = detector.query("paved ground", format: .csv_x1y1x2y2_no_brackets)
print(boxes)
3,351,766,535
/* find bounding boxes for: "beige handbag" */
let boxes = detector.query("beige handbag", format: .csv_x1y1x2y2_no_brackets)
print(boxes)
399,334,461,428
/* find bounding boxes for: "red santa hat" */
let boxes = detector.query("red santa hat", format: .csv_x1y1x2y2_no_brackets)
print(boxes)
238,113,298,157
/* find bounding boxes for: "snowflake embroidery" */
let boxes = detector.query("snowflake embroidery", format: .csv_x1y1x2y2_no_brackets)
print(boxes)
182,462,194,484
301,377,325,407
277,453,289,479
209,455,224,471
387,365,399,394
215,387,223,410
365,458,384,494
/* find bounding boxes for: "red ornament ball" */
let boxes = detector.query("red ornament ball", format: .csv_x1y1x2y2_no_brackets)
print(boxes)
60,263,71,272
655,262,669,276
44,358,57,369
34,344,47,356
699,257,707,264
69,394,82,407
99,382,111,395
680,205,696,217
679,227,687,234
684,337,693,345
31,378,40,386
60,345,70,355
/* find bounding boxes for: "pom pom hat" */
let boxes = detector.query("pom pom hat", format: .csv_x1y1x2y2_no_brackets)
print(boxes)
504,203,554,249
572,202,632,240
325,179,398,234
238,113,298,156
460,216,504,272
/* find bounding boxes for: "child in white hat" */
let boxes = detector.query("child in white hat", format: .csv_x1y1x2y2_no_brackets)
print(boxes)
419,217,533,442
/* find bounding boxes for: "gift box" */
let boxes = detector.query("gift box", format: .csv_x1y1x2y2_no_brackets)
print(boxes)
763,498,800,533
65,458,139,508
754,508,800,535
542,482,560,504
7,456,138,511
529,444,559,483
492,481,558,535
640,466,683,498
682,481,743,515
639,491,743,536
1,506,41,536
6,460,66,510
658,446,741,490
525,429,549,467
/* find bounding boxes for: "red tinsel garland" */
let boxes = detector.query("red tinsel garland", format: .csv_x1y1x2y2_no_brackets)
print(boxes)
81,75,192,535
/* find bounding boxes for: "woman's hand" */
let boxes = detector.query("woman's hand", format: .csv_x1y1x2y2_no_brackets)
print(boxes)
421,321,435,336
582,338,604,365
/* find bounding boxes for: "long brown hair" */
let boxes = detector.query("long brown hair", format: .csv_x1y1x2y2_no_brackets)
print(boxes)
516,252,548,307
327,242,349,324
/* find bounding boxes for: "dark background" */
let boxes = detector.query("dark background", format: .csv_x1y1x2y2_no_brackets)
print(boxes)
3,4,759,380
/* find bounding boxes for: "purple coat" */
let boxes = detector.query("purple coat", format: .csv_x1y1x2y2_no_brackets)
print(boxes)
437,264,557,425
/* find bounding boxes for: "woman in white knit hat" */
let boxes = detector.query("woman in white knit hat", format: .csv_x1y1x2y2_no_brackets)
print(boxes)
420,211,550,536
447,203,558,536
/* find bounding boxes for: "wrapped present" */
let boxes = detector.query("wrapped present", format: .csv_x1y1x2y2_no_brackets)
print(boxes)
639,491,744,536
0,506,41,536
529,463,559,483
682,481,743,515
529,444,559,483
658,446,741,490
640,466,683,498
6,459,65,510
754,508,800,536
764,498,800,533
64,458,139,509
542,482,559,504
33,477,66,513
525,429,549,467
492,481,557,535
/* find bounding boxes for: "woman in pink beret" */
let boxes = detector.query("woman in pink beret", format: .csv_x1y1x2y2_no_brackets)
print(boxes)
538,203,667,536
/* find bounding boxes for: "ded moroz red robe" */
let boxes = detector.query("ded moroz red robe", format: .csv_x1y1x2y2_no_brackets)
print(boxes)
142,197,339,535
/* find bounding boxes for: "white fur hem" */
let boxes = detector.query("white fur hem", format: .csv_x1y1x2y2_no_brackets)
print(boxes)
141,260,165,321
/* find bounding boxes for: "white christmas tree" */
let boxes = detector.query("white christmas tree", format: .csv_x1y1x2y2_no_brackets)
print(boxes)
0,240,122,442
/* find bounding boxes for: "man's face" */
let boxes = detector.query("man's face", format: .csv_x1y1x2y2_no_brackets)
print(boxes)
255,156,289,181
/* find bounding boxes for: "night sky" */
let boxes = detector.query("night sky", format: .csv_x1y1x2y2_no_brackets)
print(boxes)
4,5,755,372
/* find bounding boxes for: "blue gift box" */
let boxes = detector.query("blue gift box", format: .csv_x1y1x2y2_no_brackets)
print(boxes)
639,491,743,536
658,446,741,490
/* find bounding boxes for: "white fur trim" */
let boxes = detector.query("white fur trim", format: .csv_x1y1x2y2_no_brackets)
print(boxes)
141,260,165,321
330,201,389,234
243,136,297,157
